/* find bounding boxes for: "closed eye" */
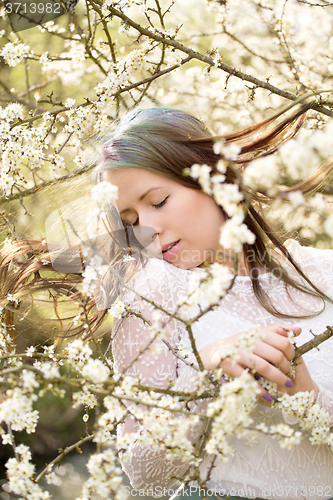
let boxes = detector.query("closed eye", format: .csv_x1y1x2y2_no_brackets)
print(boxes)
133,196,169,226
153,195,169,209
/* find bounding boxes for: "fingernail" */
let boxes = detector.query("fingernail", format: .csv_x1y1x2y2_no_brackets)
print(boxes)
263,394,273,402
285,379,293,388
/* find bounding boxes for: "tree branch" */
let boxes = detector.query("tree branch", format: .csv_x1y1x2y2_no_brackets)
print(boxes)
0,163,95,204
95,1,333,117
294,325,333,359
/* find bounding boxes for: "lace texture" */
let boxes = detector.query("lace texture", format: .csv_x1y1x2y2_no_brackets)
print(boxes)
317,384,333,427
112,240,333,500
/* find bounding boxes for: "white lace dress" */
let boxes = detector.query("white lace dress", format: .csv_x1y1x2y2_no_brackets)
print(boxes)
112,240,333,500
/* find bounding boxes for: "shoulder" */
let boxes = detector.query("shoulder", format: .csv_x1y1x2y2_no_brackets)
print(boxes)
284,238,333,264
283,238,333,293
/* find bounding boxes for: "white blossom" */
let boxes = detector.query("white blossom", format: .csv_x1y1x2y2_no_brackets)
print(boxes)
279,139,320,180
308,120,333,158
213,182,244,216
6,293,20,305
65,338,93,369
81,358,110,384
220,214,256,253
82,265,98,296
205,372,259,455
0,41,30,67
85,206,106,240
78,448,126,500
188,164,212,195
213,139,241,160
0,388,39,434
287,190,305,208
108,300,126,319
5,444,51,499
324,213,333,239
73,389,97,409
243,156,280,190
123,253,135,261
1,433,13,445
40,362,60,379
21,370,39,391
181,261,234,310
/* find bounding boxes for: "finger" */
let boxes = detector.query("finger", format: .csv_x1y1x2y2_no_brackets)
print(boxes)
219,356,246,379
260,331,296,361
276,325,302,337
240,352,293,388
219,358,273,401
257,393,274,406
252,342,291,374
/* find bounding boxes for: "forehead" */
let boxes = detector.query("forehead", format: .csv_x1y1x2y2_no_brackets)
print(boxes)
103,168,174,195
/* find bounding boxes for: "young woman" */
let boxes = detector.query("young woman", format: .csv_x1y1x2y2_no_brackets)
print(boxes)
95,104,333,500
1,102,333,500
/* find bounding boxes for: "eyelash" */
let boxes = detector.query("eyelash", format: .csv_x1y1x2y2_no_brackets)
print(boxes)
133,196,169,226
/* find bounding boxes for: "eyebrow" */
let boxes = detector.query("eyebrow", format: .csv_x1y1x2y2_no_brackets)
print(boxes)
119,187,162,215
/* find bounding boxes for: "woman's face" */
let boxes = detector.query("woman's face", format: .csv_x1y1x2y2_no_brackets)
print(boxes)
103,168,227,270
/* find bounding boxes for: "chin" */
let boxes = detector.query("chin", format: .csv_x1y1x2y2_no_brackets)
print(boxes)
170,259,195,270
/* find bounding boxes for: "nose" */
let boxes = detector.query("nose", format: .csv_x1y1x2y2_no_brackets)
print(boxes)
137,211,164,235
132,210,164,250
133,226,158,248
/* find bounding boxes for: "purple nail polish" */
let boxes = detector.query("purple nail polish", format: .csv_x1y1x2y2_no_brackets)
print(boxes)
263,393,273,402
285,380,293,388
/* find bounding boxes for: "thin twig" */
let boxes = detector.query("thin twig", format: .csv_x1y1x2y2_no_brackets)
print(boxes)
34,434,94,483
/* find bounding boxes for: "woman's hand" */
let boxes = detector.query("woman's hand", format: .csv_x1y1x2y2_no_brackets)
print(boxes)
198,324,315,404
285,355,319,399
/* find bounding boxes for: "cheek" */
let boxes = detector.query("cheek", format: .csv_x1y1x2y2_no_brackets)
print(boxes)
193,194,224,225
199,201,225,245
180,192,223,239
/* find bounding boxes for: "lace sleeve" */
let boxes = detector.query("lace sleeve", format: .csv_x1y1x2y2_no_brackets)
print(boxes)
317,384,333,425
112,259,205,493
284,238,333,297
284,240,333,423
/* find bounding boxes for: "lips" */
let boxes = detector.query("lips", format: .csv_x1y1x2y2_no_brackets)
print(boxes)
162,240,180,253
161,240,181,260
